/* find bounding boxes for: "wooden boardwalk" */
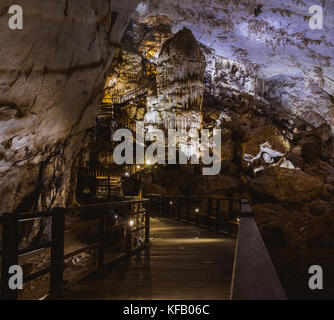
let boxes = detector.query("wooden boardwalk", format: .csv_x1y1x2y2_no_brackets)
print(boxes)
64,217,236,300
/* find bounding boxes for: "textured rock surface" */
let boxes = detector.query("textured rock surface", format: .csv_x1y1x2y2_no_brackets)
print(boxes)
134,0,334,129
0,0,139,213
241,124,291,169
250,167,324,203
106,49,144,96
0,0,334,235
254,202,334,248
144,27,206,132
104,14,172,100
156,27,205,112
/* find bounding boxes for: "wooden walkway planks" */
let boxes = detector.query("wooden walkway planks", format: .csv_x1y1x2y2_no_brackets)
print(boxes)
64,217,236,300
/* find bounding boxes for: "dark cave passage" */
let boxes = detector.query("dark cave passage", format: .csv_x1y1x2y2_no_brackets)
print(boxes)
0,0,334,301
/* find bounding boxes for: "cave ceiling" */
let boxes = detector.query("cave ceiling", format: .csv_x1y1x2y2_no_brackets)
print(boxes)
133,0,334,127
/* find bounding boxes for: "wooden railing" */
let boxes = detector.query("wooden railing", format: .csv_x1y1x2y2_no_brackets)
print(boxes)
0,198,150,300
104,84,148,105
230,200,287,300
102,79,156,106
146,194,241,236
146,194,287,300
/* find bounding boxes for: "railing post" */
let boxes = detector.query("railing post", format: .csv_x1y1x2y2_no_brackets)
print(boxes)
162,196,166,217
149,195,153,214
207,197,212,218
207,197,212,228
228,199,233,234
145,209,150,243
167,197,170,217
1,213,19,300
172,197,175,218
216,199,220,232
228,199,233,220
177,197,181,220
126,224,132,255
97,211,105,272
108,171,111,202
195,202,200,225
186,198,190,223
50,207,65,298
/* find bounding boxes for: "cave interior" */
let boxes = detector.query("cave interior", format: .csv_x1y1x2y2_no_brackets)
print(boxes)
0,0,334,300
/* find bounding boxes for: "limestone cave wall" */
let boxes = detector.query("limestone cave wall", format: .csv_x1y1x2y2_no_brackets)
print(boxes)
0,0,139,213
1,0,334,217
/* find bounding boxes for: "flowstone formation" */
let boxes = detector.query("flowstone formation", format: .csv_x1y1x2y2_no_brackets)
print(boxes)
145,27,205,131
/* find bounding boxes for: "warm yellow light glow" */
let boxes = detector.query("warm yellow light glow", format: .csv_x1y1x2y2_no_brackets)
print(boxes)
129,220,135,227
169,201,173,205
82,188,91,194
195,208,199,213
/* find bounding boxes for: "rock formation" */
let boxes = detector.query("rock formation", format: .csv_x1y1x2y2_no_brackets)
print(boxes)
144,27,206,132
1,1,334,251
156,27,205,112
134,0,334,130
0,0,140,213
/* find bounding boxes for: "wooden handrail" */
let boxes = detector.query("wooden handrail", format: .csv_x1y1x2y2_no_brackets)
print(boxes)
146,194,286,300
0,198,150,300
145,194,241,236
0,194,286,300
103,80,155,106
0,198,149,222
230,200,287,300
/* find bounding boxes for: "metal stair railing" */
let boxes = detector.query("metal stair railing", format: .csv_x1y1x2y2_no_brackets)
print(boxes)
103,80,155,106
